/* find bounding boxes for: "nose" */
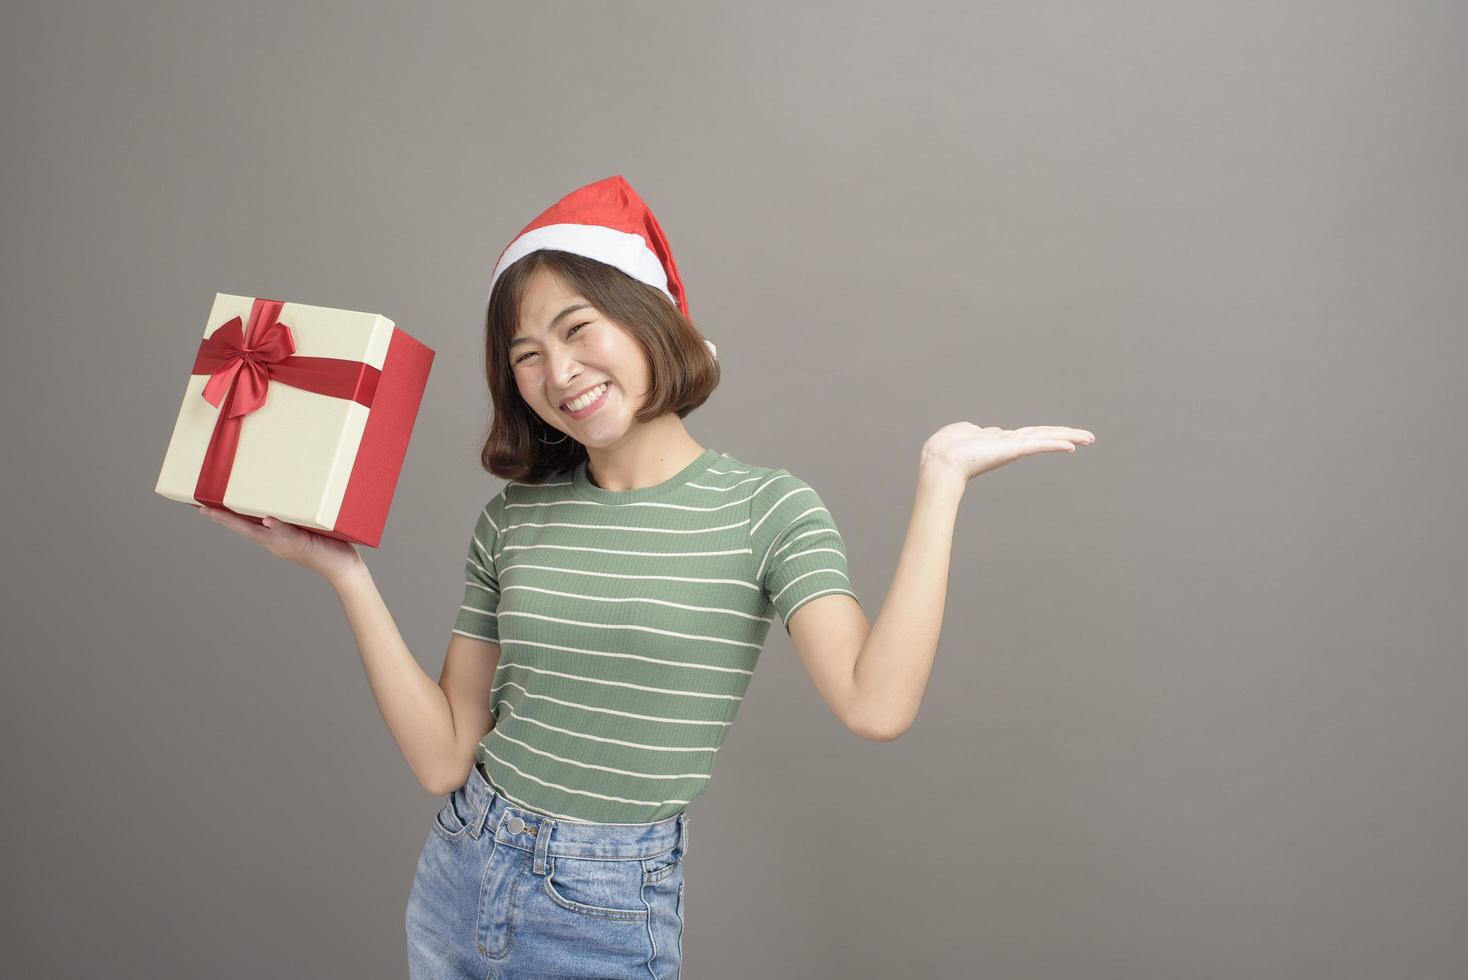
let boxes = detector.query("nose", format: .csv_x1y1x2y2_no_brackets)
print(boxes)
546,349,582,391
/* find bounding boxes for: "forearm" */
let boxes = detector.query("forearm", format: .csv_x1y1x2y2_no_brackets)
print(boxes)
851,461,966,738
328,562,457,793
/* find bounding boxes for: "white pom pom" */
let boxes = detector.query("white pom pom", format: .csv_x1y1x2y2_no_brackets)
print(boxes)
704,340,717,358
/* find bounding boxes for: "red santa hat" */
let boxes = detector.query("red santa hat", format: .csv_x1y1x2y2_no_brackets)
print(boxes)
489,174,691,313
488,175,715,358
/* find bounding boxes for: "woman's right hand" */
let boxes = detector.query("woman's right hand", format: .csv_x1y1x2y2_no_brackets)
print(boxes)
195,505,365,584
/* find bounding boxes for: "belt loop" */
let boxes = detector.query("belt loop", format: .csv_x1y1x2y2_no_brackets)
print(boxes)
471,763,496,840
473,790,492,840
679,812,690,860
533,817,554,875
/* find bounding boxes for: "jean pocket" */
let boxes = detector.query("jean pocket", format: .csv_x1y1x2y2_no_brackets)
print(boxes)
431,787,473,842
543,856,649,920
640,844,684,884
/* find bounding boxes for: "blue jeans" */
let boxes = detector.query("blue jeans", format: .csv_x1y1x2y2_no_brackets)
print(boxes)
405,764,688,979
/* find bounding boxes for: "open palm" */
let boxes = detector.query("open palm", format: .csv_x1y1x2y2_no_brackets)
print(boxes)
922,422,1096,484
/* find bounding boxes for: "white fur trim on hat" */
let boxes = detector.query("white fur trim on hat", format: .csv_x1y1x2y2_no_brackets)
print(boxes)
489,223,675,306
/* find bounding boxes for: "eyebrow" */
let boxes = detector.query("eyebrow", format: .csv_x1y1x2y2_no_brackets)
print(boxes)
509,303,593,350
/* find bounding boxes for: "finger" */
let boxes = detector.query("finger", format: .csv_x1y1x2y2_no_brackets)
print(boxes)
199,506,268,536
1016,426,1093,439
1028,430,1095,448
1022,440,1077,454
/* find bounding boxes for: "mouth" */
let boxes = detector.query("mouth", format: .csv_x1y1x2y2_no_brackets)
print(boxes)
560,382,611,419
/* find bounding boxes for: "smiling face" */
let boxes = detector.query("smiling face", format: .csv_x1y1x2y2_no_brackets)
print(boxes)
508,265,652,450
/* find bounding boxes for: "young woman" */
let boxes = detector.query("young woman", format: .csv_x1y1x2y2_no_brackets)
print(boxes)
197,175,1094,978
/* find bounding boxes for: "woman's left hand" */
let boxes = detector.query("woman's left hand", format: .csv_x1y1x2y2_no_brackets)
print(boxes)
920,422,1096,487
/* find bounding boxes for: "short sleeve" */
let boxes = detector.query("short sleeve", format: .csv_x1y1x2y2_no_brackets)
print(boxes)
749,469,861,634
451,490,507,644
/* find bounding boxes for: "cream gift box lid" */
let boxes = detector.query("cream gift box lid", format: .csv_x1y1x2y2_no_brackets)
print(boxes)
155,292,397,531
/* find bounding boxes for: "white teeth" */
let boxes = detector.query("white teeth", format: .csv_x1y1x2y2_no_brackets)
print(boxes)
563,383,608,412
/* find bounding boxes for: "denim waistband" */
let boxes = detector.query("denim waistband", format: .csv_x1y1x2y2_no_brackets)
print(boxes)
460,762,689,862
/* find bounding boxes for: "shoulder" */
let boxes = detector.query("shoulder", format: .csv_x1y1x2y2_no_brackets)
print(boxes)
747,463,822,502
717,452,800,491
499,466,576,508
469,486,510,535
719,451,830,493
716,454,792,513
735,460,829,535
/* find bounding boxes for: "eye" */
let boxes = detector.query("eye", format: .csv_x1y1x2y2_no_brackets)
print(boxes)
511,322,589,367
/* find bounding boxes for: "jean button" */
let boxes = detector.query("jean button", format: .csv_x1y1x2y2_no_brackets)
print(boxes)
507,815,525,835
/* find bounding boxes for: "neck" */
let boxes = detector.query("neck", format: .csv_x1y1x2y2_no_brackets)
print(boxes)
583,417,706,492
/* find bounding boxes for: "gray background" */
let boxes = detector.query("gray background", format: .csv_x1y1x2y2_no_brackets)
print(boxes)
4,1,1464,977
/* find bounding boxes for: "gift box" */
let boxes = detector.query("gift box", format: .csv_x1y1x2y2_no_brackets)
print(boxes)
155,293,434,548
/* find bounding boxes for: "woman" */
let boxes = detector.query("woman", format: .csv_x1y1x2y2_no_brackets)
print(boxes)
197,174,1095,978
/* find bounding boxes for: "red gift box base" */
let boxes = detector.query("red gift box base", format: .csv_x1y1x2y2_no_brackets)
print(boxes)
215,324,435,549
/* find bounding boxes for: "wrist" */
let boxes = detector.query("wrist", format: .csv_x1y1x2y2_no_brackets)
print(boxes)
327,558,371,592
917,453,967,500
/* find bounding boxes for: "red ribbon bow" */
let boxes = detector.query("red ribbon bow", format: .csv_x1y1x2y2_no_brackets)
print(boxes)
190,298,382,511
196,308,299,418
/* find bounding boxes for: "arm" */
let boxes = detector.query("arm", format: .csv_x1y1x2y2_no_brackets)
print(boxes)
789,423,1095,740
329,562,485,795
785,462,963,742
848,463,964,739
195,501,505,796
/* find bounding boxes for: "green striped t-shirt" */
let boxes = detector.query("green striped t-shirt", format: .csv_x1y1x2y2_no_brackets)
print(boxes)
450,447,860,824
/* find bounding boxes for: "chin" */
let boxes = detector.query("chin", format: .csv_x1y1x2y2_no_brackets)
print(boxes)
574,430,625,450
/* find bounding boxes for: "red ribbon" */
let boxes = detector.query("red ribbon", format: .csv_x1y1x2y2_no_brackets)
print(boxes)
191,298,381,512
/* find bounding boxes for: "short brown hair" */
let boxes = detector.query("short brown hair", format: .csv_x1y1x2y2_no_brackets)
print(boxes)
479,249,720,483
